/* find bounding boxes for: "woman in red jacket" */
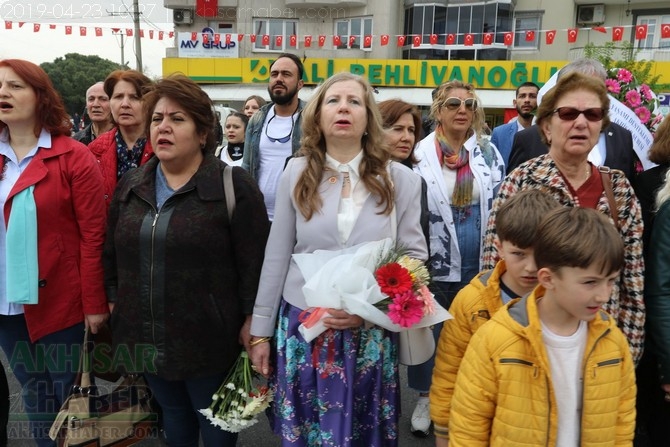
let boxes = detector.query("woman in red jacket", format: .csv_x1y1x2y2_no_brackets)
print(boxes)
0,59,108,447
88,69,154,206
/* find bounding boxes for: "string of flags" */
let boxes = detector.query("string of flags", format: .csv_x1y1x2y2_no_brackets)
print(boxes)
3,21,668,46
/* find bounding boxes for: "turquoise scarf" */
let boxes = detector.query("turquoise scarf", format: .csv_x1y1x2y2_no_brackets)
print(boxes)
6,186,39,304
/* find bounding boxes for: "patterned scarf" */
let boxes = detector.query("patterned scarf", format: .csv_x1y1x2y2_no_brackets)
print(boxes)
115,130,147,180
434,124,473,208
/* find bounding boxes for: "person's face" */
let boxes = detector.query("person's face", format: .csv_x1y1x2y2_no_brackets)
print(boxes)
385,112,416,162
513,86,538,119
436,88,475,135
319,80,368,145
538,264,618,326
225,116,245,144
0,66,37,129
542,89,603,158
268,57,303,106
494,240,538,296
243,99,261,117
110,80,143,129
150,97,204,164
86,83,111,125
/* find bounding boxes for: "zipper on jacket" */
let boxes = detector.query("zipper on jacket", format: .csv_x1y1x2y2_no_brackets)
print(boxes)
149,210,159,346
579,326,612,440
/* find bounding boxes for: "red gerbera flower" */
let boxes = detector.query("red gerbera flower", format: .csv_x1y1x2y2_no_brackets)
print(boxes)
375,262,413,296
387,291,424,327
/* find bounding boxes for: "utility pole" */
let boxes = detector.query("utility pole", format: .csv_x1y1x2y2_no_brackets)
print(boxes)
133,0,143,72
112,29,126,68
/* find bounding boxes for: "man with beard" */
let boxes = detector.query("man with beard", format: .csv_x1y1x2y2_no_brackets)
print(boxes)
490,82,538,167
242,53,306,221
73,81,114,145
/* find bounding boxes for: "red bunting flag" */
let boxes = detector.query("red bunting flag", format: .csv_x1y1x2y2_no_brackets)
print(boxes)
168,31,174,38
4,21,11,30
464,34,474,46
159,31,164,40
275,35,283,47
413,35,421,47
139,29,144,38
318,35,326,47
380,34,389,46
203,34,209,44
349,35,356,47
33,23,40,32
430,34,438,45
149,30,154,39
191,32,198,40
261,34,269,45
49,24,56,29
126,29,133,37
525,30,535,41
249,34,256,43
483,32,493,45
95,27,102,37
592,26,607,33
446,34,455,45
397,35,406,46
503,32,513,46
225,34,231,44
213,34,220,44
196,0,218,18
567,28,578,43
65,25,72,35
611,26,623,41
289,34,297,47
237,33,243,42
79,26,86,36
304,35,312,47
364,35,372,47
18,22,24,28
662,23,670,39
636,24,648,40
545,30,556,44
333,35,341,46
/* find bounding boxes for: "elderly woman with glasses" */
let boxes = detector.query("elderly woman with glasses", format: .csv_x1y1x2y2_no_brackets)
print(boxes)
481,71,645,365
411,80,504,437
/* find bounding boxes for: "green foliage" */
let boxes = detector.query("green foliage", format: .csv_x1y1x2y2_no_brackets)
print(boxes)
40,53,123,117
584,41,661,89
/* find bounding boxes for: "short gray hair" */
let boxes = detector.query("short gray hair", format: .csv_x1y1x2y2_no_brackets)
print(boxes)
557,58,607,81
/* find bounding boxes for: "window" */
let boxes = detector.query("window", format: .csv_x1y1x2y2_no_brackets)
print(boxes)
334,17,373,49
636,14,670,50
514,12,541,49
252,19,298,51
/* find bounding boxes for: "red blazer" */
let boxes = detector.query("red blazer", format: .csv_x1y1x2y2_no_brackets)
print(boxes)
2,134,108,341
87,128,154,206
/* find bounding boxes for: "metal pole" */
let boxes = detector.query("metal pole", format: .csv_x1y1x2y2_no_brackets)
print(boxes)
133,0,143,72
113,30,126,68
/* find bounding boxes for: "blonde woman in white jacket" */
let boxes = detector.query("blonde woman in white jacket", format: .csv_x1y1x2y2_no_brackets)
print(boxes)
409,80,504,438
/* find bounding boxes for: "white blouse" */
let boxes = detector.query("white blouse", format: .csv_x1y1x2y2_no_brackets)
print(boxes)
325,151,369,244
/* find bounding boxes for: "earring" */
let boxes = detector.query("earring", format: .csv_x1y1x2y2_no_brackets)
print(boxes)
363,131,368,136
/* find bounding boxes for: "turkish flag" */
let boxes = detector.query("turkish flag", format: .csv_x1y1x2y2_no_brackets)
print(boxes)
567,28,578,43
191,32,198,40
4,21,11,30
364,35,372,47
446,34,455,45
525,30,535,41
18,22,24,28
159,31,164,40
483,33,493,45
290,34,297,47
33,23,40,32
397,35,406,46
238,33,244,42
381,34,389,46
430,34,438,45
79,26,86,36
149,30,154,39
203,34,209,44
545,30,556,44
262,34,269,46
50,24,56,29
249,34,257,43
333,35,341,46
413,35,421,47
349,35,356,47
65,26,72,35
169,31,174,38
213,34,220,44
503,32,513,46
126,28,133,37
464,34,474,46
196,0,218,18
95,27,102,37
612,27,624,42
139,29,144,38
275,35,283,47
592,26,607,33
662,23,670,38
318,35,326,47
636,24,648,40
304,35,312,47
225,34,231,44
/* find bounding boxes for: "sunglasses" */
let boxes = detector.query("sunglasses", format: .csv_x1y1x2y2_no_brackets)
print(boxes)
552,107,605,122
265,111,295,144
443,97,478,111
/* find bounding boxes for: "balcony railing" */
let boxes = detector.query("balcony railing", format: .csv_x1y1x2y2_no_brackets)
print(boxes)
568,46,670,62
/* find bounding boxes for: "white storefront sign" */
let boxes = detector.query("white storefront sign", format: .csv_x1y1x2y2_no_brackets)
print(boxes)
178,31,239,58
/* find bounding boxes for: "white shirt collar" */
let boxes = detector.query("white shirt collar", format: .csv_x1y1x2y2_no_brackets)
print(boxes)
325,150,364,180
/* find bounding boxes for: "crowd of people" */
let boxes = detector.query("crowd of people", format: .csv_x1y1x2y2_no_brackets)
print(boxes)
0,53,668,447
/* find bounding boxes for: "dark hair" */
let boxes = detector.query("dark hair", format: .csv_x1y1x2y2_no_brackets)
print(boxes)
515,82,539,97
142,74,217,153
103,69,153,99
270,53,304,80
0,59,71,136
534,207,624,276
225,111,249,129
378,99,421,167
495,190,560,248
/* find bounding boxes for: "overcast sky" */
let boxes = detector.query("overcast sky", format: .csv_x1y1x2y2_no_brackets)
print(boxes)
0,0,173,76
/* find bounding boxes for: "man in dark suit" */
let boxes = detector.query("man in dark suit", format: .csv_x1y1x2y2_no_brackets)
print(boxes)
506,58,639,180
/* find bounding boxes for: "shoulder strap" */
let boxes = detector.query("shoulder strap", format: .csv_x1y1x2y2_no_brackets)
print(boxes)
223,165,235,221
598,166,620,230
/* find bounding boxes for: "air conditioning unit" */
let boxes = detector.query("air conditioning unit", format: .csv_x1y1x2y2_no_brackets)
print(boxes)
173,9,193,25
577,4,606,26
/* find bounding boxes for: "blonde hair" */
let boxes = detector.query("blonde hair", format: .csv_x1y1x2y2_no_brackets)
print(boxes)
648,114,670,165
295,72,392,220
430,80,485,138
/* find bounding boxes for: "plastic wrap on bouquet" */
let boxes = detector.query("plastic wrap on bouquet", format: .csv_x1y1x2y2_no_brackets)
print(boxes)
293,239,452,342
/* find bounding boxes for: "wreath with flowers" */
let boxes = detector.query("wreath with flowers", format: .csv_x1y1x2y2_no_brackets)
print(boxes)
605,67,663,133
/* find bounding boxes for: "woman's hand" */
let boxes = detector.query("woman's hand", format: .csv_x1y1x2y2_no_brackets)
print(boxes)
239,315,252,351
323,308,364,330
85,313,109,334
248,338,272,378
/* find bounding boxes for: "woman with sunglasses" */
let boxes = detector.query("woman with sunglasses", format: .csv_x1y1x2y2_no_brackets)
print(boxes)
411,81,504,437
482,71,645,365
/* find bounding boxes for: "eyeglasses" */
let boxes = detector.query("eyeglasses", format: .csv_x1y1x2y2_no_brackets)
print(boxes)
265,111,295,144
552,107,605,122
443,97,478,111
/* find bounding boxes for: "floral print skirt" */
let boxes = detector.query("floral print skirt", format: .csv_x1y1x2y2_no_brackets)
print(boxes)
269,300,400,446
